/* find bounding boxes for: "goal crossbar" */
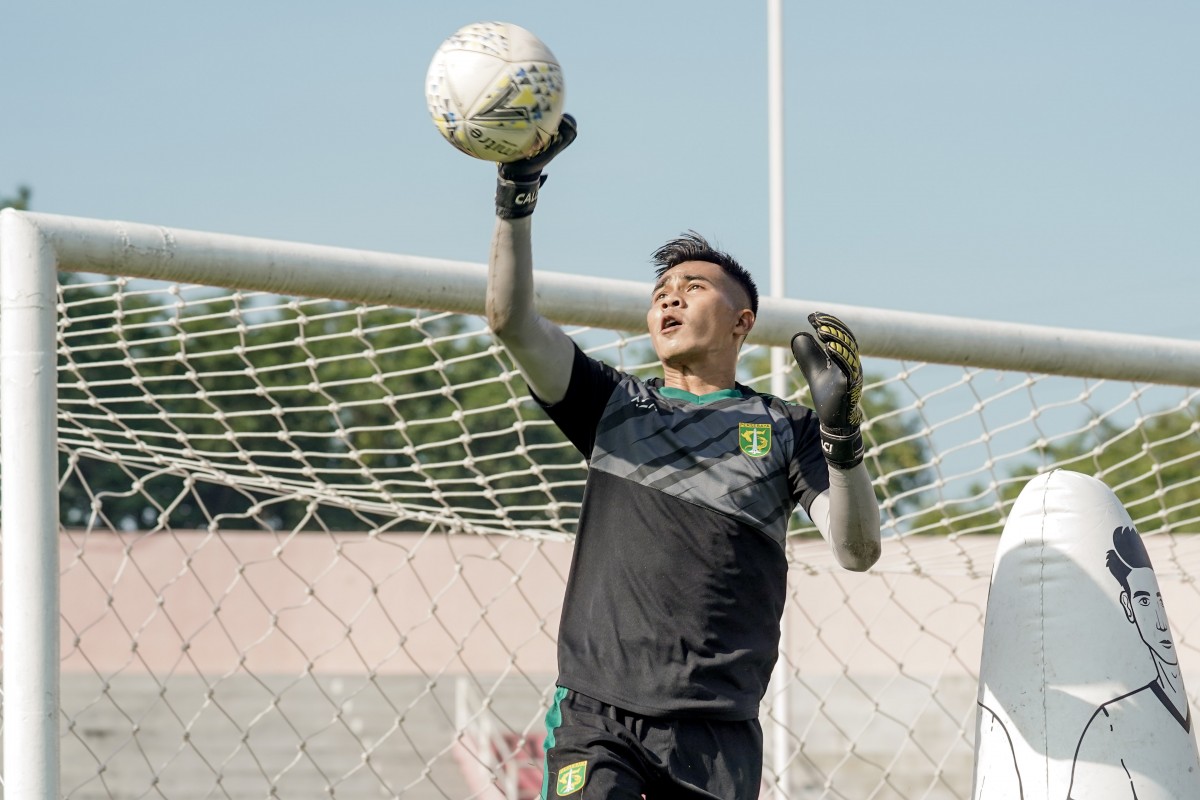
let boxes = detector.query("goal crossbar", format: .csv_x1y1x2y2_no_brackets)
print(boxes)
11,210,1200,386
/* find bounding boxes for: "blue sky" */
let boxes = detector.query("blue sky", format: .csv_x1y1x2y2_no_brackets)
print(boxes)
4,1,1197,338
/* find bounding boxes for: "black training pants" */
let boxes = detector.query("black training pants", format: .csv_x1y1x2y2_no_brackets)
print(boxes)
540,688,763,800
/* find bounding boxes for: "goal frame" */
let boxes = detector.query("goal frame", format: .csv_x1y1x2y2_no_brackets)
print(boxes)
5,208,1200,797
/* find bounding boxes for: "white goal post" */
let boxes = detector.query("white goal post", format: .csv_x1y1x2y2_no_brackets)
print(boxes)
4,208,1200,799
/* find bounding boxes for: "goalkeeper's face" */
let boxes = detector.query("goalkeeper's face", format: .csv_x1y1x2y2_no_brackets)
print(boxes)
647,261,756,369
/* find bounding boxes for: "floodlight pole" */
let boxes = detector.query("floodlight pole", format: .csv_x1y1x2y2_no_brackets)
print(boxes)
766,1,793,797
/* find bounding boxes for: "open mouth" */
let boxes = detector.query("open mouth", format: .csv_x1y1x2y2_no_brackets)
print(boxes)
661,315,682,332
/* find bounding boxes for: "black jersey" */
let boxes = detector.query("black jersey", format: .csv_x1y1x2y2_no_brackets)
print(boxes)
538,345,830,721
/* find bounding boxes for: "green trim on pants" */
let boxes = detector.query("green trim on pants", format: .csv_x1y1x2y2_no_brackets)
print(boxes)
541,686,569,799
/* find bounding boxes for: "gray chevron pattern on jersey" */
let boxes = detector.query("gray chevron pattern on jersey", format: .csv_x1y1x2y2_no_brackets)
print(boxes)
589,378,797,545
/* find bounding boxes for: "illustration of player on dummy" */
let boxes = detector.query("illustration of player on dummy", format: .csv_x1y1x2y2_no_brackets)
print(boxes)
971,470,1200,800
1067,526,1200,799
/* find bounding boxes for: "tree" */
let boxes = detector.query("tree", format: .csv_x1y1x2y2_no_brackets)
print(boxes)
908,404,1200,535
58,289,585,532
1,184,31,210
1037,408,1200,530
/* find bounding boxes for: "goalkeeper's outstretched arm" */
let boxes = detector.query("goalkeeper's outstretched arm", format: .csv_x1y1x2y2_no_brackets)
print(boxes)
807,465,880,572
792,313,882,571
485,116,578,405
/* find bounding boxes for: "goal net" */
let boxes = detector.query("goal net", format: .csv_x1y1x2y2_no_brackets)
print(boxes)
4,210,1200,799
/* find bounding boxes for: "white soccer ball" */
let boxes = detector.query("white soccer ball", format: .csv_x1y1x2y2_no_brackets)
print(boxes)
425,21,566,163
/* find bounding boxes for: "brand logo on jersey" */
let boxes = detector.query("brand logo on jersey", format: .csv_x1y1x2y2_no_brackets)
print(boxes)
739,422,772,458
556,760,587,796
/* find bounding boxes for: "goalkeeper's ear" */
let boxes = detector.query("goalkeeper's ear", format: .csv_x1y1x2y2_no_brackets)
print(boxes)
733,307,755,347
495,114,578,219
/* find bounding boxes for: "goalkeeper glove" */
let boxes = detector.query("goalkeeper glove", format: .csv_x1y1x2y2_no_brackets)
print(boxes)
791,312,865,470
495,114,578,219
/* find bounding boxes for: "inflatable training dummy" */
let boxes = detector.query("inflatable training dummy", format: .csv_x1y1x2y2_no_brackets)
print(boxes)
971,470,1199,799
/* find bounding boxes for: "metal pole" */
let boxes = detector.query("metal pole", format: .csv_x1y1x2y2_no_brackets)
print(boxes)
1,208,62,799
766,1,792,797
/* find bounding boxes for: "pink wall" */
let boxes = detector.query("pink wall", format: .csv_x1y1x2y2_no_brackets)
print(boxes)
59,529,573,676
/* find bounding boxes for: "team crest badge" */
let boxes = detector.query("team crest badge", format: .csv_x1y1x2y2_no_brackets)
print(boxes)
739,422,772,458
556,760,587,796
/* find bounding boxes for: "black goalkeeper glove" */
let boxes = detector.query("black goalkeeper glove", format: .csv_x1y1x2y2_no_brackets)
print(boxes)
791,312,865,470
495,113,578,219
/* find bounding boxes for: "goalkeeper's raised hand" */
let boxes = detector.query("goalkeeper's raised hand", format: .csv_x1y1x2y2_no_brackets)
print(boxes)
495,114,578,219
791,312,865,470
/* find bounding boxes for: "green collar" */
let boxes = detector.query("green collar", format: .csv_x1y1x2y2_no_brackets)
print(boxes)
658,385,745,404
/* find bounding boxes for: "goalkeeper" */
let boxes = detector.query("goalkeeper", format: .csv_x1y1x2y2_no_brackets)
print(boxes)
486,115,881,800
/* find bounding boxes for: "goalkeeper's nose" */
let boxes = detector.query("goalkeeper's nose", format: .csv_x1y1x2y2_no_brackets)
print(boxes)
659,292,684,309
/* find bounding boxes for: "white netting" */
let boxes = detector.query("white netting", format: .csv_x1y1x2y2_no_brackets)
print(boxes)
12,267,1200,799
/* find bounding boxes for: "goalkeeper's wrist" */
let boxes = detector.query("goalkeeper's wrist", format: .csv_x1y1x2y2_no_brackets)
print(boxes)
820,424,864,470
495,174,547,219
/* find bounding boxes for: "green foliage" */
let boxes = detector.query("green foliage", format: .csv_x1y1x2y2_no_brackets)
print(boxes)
1043,408,1200,529
908,404,1200,535
58,287,584,532
1,184,31,210
906,491,1008,537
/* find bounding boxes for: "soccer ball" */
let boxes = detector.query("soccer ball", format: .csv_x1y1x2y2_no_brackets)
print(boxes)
425,21,566,163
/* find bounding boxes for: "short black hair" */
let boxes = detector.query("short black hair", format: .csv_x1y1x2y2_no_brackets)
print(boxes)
1106,525,1153,594
650,231,759,315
